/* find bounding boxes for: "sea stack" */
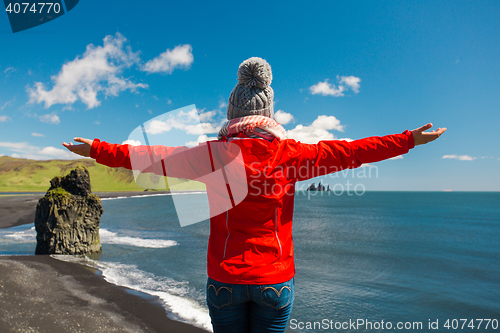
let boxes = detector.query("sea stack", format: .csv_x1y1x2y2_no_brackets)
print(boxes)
35,166,103,255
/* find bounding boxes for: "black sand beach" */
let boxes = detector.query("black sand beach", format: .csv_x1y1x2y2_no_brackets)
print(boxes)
0,194,42,229
0,192,209,333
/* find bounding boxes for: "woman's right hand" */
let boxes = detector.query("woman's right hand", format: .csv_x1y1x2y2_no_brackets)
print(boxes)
62,137,93,158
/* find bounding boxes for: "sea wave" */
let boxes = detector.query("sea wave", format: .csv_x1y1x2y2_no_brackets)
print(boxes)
52,255,212,332
0,226,36,243
0,226,177,249
99,229,177,248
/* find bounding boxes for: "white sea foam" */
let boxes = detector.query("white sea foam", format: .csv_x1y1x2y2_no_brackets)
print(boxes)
1,226,36,243
0,227,176,249
52,255,213,332
99,229,177,248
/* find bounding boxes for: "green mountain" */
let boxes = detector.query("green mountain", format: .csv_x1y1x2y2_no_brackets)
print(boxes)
0,156,204,193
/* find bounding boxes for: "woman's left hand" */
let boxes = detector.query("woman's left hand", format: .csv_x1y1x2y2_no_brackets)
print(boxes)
411,123,447,146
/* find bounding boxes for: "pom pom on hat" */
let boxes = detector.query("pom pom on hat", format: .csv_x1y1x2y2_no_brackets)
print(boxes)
227,57,274,120
237,57,273,89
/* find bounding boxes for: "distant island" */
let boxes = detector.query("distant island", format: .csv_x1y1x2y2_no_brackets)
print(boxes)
306,182,331,192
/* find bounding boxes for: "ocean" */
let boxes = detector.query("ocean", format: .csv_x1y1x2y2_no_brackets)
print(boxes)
1,191,499,332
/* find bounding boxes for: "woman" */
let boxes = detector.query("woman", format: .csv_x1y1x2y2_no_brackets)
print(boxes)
63,57,446,333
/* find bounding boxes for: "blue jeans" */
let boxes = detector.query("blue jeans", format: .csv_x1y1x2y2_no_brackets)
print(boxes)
206,277,294,333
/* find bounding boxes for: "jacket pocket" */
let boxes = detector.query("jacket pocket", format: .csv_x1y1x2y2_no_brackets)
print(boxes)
260,279,292,310
207,280,233,309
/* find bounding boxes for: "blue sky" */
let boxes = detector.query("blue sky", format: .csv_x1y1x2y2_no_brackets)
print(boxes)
0,0,499,191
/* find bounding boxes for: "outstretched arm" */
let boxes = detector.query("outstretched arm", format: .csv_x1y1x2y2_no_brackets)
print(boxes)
62,137,216,181
294,123,447,181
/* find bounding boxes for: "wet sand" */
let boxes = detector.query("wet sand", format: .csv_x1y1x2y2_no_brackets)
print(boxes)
0,256,207,332
0,191,210,332
0,194,42,229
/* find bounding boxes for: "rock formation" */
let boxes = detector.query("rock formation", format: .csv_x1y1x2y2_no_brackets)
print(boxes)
35,166,103,255
306,182,330,191
306,183,316,191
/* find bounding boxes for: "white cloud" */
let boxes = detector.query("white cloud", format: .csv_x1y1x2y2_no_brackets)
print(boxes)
185,123,219,135
185,135,217,147
1,98,15,110
145,107,221,135
0,142,30,150
122,139,142,146
275,110,294,125
178,108,201,122
339,76,361,93
0,141,78,160
4,67,15,75
311,115,344,132
287,115,345,144
0,115,11,122
199,110,216,122
310,76,361,96
389,155,403,160
37,147,75,159
142,44,193,74
443,155,476,161
310,80,345,97
146,119,175,134
136,104,225,147
31,133,45,137
27,32,148,109
39,113,60,124
287,124,335,143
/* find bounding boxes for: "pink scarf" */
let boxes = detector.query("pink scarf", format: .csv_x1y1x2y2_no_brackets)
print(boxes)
218,116,287,141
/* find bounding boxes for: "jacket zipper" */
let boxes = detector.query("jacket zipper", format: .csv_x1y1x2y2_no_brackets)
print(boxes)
275,207,282,260
222,209,230,261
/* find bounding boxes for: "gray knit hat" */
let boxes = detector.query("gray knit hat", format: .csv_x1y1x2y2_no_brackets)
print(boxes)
227,57,274,120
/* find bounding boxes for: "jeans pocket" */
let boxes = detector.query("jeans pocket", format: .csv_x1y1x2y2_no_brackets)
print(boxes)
260,279,293,310
207,279,233,309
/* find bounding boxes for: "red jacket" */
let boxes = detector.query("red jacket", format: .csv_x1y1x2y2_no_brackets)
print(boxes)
91,130,414,284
